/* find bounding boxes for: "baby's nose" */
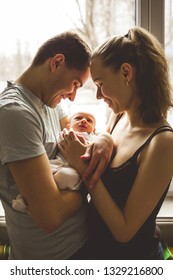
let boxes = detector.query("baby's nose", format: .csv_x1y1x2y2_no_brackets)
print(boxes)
81,118,87,123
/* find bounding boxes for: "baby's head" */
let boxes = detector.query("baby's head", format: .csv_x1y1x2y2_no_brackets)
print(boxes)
69,112,96,133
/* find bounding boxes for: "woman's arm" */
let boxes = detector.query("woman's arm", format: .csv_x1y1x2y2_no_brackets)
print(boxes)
58,130,173,242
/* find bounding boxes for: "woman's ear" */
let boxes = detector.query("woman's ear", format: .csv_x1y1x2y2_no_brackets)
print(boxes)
50,54,65,72
121,63,132,81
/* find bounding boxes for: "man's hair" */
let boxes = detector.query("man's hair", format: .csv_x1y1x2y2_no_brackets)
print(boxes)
32,31,91,70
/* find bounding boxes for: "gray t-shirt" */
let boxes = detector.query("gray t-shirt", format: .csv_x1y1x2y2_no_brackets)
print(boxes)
0,82,88,259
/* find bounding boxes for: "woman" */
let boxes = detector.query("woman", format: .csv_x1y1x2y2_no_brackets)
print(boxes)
59,27,173,259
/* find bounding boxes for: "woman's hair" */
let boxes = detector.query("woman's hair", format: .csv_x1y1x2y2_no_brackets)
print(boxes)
92,26,173,123
32,31,91,71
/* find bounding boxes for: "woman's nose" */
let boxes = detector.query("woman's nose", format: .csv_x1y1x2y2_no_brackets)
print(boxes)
96,87,103,100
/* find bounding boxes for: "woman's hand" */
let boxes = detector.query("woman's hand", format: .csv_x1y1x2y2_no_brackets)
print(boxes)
58,129,115,188
81,132,115,188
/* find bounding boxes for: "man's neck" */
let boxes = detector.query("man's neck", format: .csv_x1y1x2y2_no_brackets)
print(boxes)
15,66,41,99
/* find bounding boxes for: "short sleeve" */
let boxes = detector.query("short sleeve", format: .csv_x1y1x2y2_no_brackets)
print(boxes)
55,103,68,120
0,104,45,164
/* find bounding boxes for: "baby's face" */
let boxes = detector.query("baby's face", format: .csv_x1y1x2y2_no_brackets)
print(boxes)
70,112,96,133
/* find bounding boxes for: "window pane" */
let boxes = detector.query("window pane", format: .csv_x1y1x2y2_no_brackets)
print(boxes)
61,0,136,132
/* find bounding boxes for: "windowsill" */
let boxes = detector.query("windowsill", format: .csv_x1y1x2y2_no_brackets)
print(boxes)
157,196,173,219
0,202,4,217
0,197,173,246
0,216,6,227
0,197,172,226
156,196,173,246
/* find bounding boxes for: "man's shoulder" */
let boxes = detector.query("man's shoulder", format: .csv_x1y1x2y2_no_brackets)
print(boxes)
0,81,23,104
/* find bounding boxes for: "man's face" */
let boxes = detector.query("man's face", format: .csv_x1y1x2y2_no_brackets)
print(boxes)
47,64,90,108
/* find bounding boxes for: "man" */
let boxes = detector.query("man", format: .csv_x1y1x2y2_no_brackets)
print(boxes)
0,32,114,259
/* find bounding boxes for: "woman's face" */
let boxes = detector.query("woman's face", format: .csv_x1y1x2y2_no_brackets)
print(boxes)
90,57,134,114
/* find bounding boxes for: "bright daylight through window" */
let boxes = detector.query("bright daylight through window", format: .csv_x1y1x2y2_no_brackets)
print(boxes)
0,0,172,221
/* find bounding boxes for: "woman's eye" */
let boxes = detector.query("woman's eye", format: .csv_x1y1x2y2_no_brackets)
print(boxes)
74,83,80,89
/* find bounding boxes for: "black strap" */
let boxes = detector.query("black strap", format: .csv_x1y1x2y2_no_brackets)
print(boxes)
132,125,173,159
110,113,124,134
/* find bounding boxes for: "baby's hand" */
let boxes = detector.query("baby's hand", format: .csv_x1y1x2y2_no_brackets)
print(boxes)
58,129,87,175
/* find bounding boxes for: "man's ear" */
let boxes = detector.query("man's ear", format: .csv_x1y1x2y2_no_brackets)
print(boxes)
51,54,65,72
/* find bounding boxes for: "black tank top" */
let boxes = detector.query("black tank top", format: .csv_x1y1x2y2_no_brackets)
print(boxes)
87,118,173,260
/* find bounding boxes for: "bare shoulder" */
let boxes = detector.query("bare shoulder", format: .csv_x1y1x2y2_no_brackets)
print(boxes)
155,128,173,145
138,128,173,185
147,128,173,158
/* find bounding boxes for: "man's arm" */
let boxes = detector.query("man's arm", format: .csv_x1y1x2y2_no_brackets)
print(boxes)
8,153,82,233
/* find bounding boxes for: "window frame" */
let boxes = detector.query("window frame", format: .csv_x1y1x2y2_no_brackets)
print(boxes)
136,0,173,197
136,0,165,45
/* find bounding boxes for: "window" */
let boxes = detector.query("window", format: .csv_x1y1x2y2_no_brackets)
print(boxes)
0,0,172,218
